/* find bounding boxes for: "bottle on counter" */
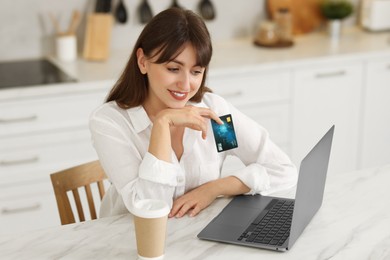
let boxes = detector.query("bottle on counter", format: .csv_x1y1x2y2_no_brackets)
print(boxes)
274,7,293,43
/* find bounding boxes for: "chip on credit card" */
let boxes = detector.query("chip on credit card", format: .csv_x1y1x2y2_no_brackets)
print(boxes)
211,114,238,152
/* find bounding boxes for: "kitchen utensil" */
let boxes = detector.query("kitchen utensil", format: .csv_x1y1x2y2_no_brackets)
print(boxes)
95,0,112,13
67,10,81,34
49,10,80,36
267,0,324,35
104,0,112,13
95,0,104,12
171,0,182,9
139,0,153,24
198,0,216,20
56,34,77,62
115,0,128,24
49,12,61,35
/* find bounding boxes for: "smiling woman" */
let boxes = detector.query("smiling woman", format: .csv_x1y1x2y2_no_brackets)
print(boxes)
89,8,297,220
138,43,205,110
106,8,213,109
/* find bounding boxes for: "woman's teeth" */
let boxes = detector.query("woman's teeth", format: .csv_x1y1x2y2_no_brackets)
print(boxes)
171,91,185,97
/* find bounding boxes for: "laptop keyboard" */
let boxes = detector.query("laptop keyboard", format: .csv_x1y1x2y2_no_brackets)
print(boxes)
237,199,294,247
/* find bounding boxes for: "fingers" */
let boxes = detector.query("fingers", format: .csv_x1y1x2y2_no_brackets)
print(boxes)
184,107,223,139
189,205,201,217
170,201,203,218
195,107,224,125
161,106,223,139
169,194,205,218
169,183,217,218
169,199,196,218
184,117,208,140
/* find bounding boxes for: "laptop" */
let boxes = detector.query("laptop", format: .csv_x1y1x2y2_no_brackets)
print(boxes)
198,125,334,251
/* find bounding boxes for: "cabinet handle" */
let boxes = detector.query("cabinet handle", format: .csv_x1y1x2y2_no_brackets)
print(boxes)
0,156,39,166
0,115,38,124
315,70,346,78
221,90,243,98
1,203,41,215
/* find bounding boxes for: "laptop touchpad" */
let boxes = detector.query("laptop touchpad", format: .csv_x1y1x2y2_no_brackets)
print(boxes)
214,206,258,227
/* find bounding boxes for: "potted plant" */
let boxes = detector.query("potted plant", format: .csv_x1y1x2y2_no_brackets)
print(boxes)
320,0,353,40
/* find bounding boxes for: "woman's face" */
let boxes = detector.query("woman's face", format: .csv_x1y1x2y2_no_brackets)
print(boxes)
137,43,205,115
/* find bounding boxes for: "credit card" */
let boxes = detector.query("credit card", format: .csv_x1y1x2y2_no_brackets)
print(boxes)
211,114,238,152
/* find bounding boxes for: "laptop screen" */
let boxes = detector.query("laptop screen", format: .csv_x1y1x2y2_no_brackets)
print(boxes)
288,125,334,248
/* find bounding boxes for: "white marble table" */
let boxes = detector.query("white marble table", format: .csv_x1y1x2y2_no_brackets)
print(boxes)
1,165,390,260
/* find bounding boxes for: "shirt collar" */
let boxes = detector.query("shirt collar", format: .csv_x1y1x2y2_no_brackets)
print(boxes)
126,106,152,134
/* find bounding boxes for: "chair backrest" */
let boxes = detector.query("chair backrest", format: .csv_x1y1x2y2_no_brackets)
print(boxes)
50,160,107,225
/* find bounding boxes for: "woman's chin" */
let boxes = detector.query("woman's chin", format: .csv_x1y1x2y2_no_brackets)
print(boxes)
167,100,188,109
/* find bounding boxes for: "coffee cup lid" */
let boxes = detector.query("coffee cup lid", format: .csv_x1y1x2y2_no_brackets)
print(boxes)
130,199,170,219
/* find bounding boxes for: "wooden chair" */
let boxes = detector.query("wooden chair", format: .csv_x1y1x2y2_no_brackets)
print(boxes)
50,160,107,225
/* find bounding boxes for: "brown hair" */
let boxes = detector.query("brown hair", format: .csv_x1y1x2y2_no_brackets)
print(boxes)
106,8,213,108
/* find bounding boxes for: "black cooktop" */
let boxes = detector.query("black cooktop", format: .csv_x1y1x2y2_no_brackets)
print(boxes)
0,59,76,89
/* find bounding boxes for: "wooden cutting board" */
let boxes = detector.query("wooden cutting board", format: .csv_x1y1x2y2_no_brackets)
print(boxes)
267,0,325,35
83,14,113,61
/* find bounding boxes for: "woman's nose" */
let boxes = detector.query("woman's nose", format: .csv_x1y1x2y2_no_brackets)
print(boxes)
177,72,191,91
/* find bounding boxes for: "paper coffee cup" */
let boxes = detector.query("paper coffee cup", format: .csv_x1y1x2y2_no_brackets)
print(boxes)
56,34,77,62
130,199,170,260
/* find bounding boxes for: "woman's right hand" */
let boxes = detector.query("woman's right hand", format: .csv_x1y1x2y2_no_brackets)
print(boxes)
156,105,223,139
148,106,223,162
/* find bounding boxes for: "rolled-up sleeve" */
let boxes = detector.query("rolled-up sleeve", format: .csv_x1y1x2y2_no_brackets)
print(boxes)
222,102,298,195
138,152,180,186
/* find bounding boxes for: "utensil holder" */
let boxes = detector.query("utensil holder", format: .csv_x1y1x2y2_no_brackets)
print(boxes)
83,14,113,61
56,34,77,62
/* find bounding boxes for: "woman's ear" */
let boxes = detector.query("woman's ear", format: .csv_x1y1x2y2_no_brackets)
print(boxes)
136,48,147,74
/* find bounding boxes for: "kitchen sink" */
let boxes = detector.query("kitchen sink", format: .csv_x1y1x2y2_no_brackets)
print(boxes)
0,59,76,89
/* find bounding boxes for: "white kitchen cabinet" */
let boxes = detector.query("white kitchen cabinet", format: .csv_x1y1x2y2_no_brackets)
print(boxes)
0,83,109,235
208,68,292,173
360,57,390,169
291,62,364,175
0,182,59,235
208,68,291,149
0,129,97,185
0,91,108,137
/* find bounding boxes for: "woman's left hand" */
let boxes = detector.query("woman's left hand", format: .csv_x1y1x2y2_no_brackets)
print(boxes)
169,182,217,218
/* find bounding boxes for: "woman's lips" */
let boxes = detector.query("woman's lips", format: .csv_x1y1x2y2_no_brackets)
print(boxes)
169,90,188,101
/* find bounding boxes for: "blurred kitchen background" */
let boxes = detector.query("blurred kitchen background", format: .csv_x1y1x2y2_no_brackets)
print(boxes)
0,0,363,60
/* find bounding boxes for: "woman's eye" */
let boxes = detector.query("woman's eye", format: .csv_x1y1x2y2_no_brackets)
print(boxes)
168,68,179,72
192,70,203,76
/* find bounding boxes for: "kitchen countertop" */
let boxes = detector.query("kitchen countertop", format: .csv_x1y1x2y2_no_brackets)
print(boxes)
1,26,390,102
211,26,390,74
1,164,390,259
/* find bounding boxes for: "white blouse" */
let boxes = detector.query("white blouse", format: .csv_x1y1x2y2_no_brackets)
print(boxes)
89,92,297,218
